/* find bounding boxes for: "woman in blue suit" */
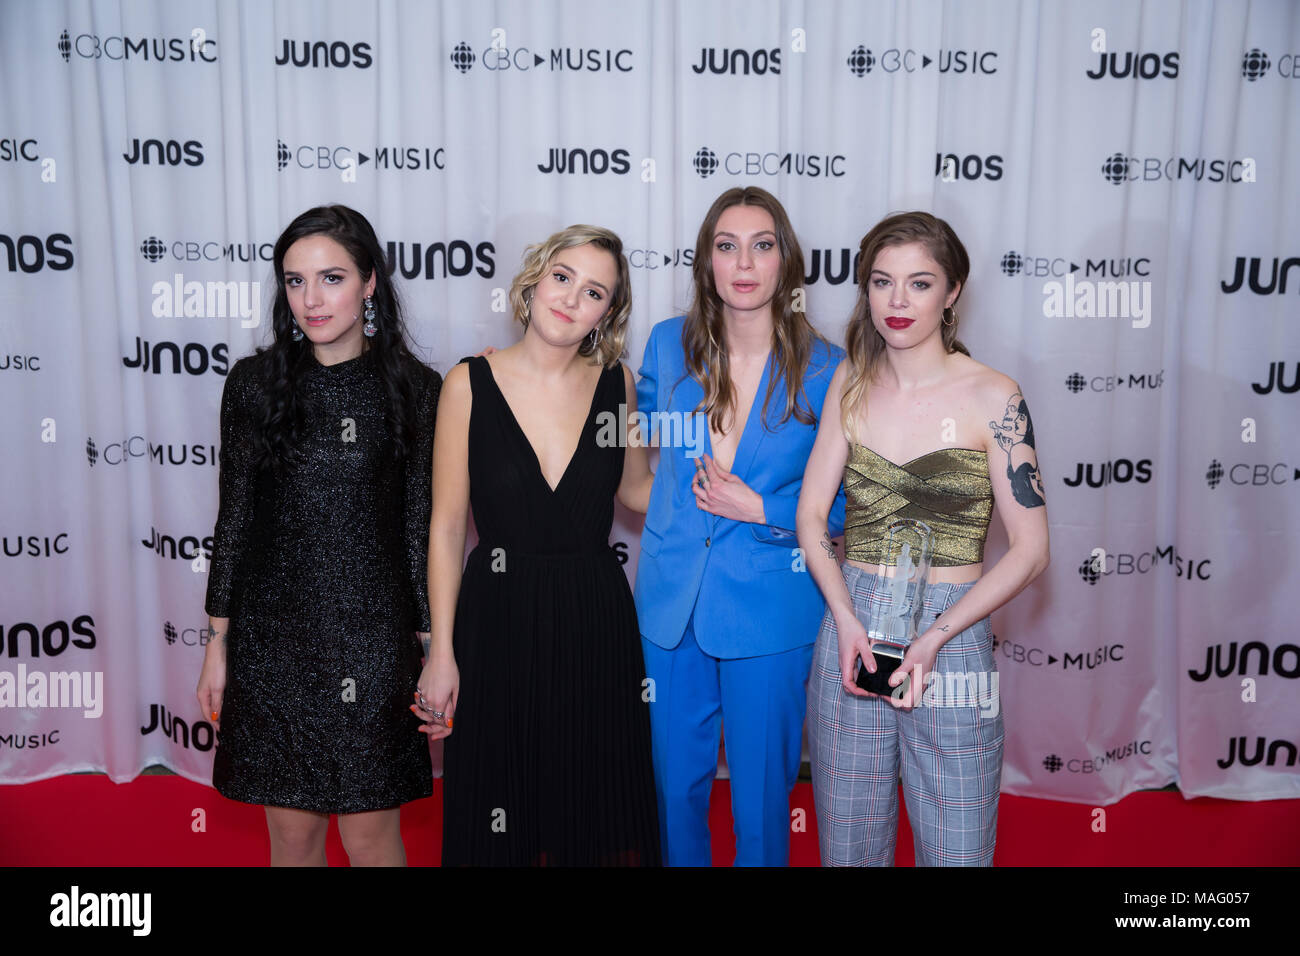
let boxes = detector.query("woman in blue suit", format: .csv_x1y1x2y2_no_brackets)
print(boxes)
633,187,844,866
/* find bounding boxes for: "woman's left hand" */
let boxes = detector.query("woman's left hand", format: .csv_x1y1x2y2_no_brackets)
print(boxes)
888,631,943,709
692,453,765,524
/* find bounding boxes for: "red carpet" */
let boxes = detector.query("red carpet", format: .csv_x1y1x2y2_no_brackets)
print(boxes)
1,774,1296,865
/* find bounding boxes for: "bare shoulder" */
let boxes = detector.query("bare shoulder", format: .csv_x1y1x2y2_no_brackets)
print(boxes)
439,360,472,410
620,361,637,395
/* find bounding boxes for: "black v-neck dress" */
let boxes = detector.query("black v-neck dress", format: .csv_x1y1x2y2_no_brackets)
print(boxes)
440,356,660,866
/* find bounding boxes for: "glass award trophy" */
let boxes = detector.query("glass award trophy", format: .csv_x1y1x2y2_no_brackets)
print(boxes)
855,519,935,698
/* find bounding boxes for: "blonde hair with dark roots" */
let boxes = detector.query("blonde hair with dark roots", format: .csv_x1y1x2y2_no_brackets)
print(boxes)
508,224,631,369
683,186,826,434
841,211,971,440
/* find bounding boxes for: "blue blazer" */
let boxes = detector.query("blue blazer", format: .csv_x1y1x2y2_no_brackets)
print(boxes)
633,316,846,658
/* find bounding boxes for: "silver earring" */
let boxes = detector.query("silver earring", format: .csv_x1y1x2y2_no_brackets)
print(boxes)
521,291,533,327
291,324,304,341
362,295,377,337
586,324,604,351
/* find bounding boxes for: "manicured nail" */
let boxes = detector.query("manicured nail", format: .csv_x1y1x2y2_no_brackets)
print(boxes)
446,718,453,729
210,711,218,721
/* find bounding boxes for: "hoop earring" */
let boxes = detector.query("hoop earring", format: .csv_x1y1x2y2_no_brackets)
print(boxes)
362,295,377,337
586,324,604,351
942,306,956,327
291,324,304,341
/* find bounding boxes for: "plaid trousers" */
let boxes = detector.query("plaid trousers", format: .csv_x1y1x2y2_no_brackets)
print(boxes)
807,563,1004,866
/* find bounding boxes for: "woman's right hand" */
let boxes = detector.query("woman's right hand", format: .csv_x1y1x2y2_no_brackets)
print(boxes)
196,624,227,729
413,650,458,740
836,612,876,699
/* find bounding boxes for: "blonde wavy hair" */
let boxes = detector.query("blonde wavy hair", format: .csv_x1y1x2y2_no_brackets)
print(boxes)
508,224,631,369
841,212,971,441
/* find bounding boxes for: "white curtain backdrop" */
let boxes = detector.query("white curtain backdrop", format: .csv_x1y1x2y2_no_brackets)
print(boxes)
1,0,1296,806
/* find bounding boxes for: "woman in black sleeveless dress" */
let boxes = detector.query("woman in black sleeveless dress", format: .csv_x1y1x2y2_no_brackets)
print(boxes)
197,205,438,866
415,225,660,865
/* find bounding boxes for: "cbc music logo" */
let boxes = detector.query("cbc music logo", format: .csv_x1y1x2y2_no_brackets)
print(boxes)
1252,361,1299,395
993,634,1125,672
275,39,372,69
0,615,96,658
386,240,495,281
86,436,218,467
139,235,272,264
449,40,633,73
58,28,217,63
1101,152,1255,185
629,248,694,269
1085,50,1178,79
537,146,631,175
1220,256,1300,295
1042,741,1153,774
2,533,69,558
163,621,217,647
124,337,228,376
1205,458,1299,490
1188,640,1300,683
1,138,41,163
0,354,41,372
2,232,74,273
141,703,215,751
0,729,61,750
692,47,782,75
123,137,203,166
692,146,845,179
1076,546,1211,586
846,45,998,76
1065,370,1164,393
142,526,214,561
1240,48,1300,81
276,139,445,172
1000,250,1150,279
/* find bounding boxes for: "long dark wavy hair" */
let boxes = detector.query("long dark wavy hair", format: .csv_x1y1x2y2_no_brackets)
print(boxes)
253,204,425,475
682,186,825,433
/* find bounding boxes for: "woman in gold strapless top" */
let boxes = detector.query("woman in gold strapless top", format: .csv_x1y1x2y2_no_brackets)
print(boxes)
795,212,1050,866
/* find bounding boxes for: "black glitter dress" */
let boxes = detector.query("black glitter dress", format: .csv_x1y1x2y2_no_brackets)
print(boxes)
441,357,661,865
204,349,440,814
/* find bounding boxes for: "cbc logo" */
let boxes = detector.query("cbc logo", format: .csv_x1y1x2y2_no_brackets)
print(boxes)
1205,459,1297,489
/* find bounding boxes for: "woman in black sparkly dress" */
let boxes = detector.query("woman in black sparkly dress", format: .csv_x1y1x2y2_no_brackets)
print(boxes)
196,205,440,866
414,225,660,865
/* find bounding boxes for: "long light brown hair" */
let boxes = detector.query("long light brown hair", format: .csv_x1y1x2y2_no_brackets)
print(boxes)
841,211,971,439
682,187,825,433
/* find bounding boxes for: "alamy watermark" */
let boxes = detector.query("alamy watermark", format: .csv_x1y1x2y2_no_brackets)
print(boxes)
595,404,707,458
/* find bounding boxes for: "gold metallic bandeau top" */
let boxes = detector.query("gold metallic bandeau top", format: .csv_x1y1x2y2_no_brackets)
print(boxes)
844,445,994,567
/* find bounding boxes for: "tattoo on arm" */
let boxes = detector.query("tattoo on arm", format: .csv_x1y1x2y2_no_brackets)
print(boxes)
989,391,1046,509
820,532,838,562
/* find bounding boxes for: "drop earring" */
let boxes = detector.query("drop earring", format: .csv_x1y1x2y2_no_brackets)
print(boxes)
291,324,304,341
362,295,377,337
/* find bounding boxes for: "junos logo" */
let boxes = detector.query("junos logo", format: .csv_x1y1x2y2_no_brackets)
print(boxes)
1063,458,1153,488
385,240,495,281
1220,257,1300,295
275,39,372,68
1251,361,1299,395
692,47,781,75
935,152,1003,181
123,338,228,376
1086,50,1178,79
1,233,74,273
1216,736,1298,768
123,138,203,166
537,147,631,175
141,703,215,751
1188,641,1300,682
0,616,96,658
